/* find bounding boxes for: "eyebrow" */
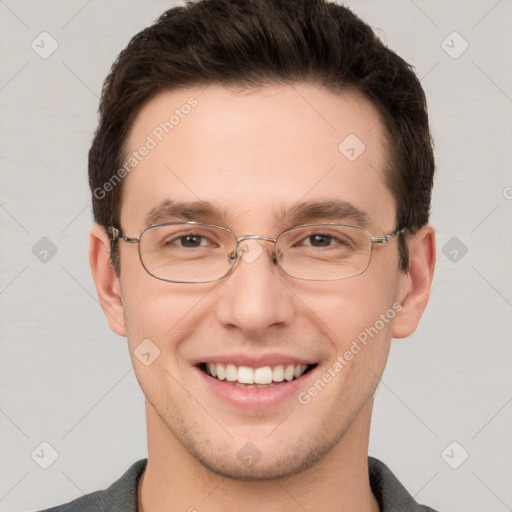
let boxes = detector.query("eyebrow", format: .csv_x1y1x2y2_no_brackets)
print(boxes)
142,198,371,230
142,199,225,227
275,199,370,228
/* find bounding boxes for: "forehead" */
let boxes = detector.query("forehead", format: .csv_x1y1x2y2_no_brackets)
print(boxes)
121,83,395,233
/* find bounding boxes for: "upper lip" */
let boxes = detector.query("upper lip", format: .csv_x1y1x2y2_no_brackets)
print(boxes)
194,353,317,368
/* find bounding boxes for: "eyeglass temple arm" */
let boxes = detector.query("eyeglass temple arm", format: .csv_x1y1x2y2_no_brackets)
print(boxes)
107,226,140,244
370,228,406,245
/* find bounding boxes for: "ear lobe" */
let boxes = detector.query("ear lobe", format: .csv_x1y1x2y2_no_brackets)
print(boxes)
89,224,127,337
392,225,436,339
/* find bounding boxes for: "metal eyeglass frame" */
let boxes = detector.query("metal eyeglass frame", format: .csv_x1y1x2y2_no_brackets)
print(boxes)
108,222,406,283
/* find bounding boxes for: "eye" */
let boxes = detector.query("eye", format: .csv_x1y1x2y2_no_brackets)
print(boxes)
302,233,338,247
174,234,208,248
300,233,351,248
166,233,217,248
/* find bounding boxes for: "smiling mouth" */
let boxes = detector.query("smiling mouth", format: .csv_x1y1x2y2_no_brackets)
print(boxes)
198,362,317,388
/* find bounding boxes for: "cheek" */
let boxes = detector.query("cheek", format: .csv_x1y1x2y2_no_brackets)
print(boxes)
118,248,182,341
313,269,401,345
325,282,398,399
120,275,215,361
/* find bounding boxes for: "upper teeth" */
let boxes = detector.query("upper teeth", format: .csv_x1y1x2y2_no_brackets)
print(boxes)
206,363,309,384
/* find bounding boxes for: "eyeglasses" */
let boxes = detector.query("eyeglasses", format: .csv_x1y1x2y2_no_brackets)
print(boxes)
109,222,404,283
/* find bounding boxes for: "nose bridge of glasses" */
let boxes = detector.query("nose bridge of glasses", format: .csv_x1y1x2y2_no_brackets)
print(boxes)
237,235,277,244
233,235,279,263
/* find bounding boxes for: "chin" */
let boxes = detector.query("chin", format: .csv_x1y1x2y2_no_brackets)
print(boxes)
190,445,327,481
173,417,348,482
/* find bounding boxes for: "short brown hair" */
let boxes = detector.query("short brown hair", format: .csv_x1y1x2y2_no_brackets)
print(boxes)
89,0,435,272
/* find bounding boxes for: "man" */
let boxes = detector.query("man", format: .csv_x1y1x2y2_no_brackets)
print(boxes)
41,0,437,510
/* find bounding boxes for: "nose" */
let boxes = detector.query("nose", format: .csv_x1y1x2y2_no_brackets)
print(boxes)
214,239,296,337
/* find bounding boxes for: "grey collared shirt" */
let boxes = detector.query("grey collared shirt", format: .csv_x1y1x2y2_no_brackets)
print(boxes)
38,457,440,511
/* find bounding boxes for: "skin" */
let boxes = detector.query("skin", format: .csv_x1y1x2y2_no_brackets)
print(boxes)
90,83,435,511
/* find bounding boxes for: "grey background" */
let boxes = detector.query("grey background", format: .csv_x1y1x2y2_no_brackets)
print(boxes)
1,1,511,511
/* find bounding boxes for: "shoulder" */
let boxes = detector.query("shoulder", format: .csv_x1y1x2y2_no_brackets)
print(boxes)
36,459,147,512
368,457,440,512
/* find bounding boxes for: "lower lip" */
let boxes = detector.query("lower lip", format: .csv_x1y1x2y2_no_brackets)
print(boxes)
196,366,317,409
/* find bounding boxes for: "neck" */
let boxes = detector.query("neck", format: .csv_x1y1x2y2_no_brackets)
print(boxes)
138,400,379,512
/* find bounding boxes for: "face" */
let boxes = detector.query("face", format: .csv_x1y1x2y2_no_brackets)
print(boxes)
106,84,413,479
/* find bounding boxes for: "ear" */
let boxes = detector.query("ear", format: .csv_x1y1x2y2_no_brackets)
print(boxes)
89,224,127,337
392,225,436,339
